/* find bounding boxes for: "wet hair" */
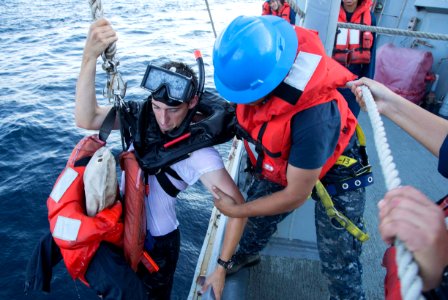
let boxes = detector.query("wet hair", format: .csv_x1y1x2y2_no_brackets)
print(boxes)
159,61,198,103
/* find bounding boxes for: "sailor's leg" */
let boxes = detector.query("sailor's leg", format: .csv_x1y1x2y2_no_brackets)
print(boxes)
137,228,180,300
85,242,147,300
315,188,367,300
236,178,290,255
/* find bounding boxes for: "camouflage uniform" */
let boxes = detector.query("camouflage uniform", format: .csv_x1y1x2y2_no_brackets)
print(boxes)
235,142,368,300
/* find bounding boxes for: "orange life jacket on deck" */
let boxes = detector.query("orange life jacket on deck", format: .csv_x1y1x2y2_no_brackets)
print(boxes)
236,26,357,187
47,135,123,285
383,194,448,299
333,0,374,66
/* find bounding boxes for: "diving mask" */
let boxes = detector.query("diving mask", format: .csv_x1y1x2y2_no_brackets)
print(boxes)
141,65,195,106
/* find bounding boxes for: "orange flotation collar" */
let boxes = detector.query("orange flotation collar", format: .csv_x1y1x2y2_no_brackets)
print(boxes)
47,135,124,284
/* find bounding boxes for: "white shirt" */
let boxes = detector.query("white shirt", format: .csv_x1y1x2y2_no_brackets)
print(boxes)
144,146,224,236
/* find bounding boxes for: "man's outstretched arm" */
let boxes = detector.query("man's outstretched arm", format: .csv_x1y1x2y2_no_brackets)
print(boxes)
75,18,117,130
199,168,247,300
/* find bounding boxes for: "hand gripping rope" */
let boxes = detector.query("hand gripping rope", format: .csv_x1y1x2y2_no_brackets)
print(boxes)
87,0,129,151
357,84,424,300
87,0,126,103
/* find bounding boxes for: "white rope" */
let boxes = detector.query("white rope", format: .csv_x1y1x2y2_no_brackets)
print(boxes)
338,22,448,41
360,85,424,300
88,0,116,61
285,0,305,19
86,0,126,104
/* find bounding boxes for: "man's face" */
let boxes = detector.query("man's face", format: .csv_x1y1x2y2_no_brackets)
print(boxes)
151,99,192,133
342,0,358,7
270,0,280,10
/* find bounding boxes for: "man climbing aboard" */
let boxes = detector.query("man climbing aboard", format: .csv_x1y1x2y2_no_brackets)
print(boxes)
42,17,245,300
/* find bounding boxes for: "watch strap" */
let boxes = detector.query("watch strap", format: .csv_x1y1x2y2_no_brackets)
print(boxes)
217,258,233,270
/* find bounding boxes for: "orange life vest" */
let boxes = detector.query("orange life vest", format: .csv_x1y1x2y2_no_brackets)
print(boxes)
262,1,292,24
333,0,374,66
120,150,152,272
47,135,158,285
383,194,448,299
47,135,124,284
236,26,357,187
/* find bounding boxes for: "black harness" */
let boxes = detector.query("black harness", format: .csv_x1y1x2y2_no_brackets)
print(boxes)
100,89,236,197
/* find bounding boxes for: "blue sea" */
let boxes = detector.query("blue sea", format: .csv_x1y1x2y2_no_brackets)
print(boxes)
0,1,259,299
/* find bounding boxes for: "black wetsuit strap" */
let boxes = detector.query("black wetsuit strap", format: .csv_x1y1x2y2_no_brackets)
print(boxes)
99,107,117,142
155,167,182,198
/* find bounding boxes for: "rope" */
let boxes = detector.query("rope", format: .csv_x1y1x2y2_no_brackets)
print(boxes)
358,84,424,300
338,22,448,41
203,0,217,38
285,0,305,20
88,0,116,60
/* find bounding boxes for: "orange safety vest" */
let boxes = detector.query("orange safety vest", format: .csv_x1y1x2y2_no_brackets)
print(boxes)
262,1,292,24
120,150,158,273
383,194,448,299
236,26,357,187
47,135,157,285
333,0,374,66
47,135,123,285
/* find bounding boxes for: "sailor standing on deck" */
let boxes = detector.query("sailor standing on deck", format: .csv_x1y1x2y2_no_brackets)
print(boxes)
261,0,295,24
333,0,377,117
211,15,373,300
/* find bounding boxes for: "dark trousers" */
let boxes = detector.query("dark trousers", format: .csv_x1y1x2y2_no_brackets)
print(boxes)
86,228,180,300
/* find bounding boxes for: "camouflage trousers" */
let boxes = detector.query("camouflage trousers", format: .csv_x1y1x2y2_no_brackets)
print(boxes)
236,177,367,300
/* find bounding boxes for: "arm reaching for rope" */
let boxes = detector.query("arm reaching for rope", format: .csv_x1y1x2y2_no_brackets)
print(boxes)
378,186,448,291
350,77,448,157
75,18,117,130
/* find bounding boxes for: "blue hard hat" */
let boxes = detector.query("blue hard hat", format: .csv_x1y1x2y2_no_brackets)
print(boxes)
213,15,298,104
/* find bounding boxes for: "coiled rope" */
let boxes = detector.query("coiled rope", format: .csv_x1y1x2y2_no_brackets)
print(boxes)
338,22,448,41
358,84,424,300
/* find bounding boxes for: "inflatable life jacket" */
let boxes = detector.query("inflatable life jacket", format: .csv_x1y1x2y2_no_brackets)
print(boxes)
119,150,157,273
333,0,374,66
236,26,357,186
133,89,236,175
383,194,448,299
113,89,235,269
47,135,123,284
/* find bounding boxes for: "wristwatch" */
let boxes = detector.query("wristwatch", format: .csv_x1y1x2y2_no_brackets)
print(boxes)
217,258,234,270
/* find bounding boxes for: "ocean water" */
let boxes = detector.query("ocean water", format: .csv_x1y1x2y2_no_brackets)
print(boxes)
0,0,260,299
